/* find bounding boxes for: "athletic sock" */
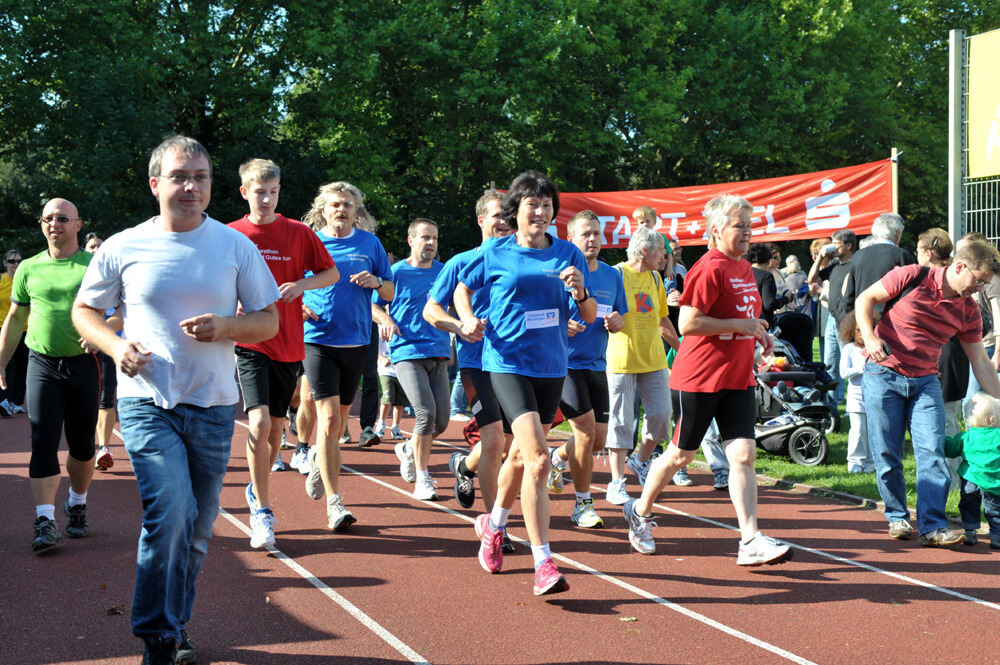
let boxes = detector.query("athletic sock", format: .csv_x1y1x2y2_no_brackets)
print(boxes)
68,489,87,507
36,504,55,521
458,458,475,478
575,491,591,503
490,505,511,531
296,443,308,452
530,543,552,568
415,468,431,482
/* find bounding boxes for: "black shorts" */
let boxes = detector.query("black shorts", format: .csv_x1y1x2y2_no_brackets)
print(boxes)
26,351,99,478
302,343,368,403
236,346,301,417
461,367,510,433
96,351,117,410
489,372,564,426
672,387,756,451
559,368,610,423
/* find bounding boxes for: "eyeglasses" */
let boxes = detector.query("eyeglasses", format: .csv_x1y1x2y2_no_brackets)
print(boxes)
158,173,211,185
4,258,21,264
40,215,76,225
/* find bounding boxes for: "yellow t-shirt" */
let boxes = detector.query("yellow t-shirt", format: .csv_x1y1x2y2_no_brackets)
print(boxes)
0,273,13,322
606,263,669,373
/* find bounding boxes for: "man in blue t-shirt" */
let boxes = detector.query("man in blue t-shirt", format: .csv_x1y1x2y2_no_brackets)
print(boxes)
423,189,515,520
548,210,627,528
373,219,451,500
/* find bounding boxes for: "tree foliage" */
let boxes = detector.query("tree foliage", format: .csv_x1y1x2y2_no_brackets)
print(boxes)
1,0,997,258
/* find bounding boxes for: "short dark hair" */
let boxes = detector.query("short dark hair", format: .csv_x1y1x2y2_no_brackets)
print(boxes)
500,170,560,230
475,188,502,218
832,229,857,252
746,243,772,265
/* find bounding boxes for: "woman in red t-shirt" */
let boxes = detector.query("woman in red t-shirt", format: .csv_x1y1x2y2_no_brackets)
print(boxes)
622,194,793,567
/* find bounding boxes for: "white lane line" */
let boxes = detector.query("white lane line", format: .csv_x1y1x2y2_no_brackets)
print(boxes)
217,508,431,665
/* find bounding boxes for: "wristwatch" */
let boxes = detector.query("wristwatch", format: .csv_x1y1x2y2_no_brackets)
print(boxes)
376,276,384,289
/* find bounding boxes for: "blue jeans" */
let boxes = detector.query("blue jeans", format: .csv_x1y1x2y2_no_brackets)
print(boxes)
118,398,237,643
823,315,844,402
450,370,469,416
862,363,949,535
958,479,1000,543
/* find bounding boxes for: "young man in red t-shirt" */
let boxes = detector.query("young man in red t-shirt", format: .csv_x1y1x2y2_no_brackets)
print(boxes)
229,159,339,549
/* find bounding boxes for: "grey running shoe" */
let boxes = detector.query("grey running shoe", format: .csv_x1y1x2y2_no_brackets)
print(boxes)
626,454,650,487
359,426,381,448
713,469,729,490
63,499,88,538
671,468,694,486
327,495,356,531
888,519,914,540
623,499,656,554
919,528,966,547
395,441,416,483
32,516,62,553
305,447,324,500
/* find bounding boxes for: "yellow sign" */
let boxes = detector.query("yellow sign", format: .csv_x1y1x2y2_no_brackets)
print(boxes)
968,29,1000,178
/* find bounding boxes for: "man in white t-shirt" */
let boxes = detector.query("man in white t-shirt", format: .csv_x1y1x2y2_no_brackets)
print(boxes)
72,136,280,665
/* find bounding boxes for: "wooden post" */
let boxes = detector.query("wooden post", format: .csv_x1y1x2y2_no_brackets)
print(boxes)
890,147,899,214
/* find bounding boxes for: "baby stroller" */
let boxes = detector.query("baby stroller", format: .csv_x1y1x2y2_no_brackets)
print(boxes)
754,336,836,466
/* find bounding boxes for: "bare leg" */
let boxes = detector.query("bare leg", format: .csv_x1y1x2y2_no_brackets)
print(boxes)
634,444,697,516
724,438,759,540
313,396,345,496
245,406,272,510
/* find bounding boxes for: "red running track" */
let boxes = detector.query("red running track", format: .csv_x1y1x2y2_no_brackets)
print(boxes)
2,408,998,665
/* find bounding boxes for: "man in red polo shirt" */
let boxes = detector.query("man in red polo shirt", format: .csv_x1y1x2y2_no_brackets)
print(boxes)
858,238,1000,546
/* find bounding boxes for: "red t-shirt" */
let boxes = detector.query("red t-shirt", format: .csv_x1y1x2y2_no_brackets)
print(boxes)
229,214,335,362
869,264,982,377
670,249,761,392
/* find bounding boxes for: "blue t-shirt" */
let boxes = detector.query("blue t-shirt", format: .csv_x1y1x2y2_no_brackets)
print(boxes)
303,228,391,347
375,259,450,363
568,260,629,371
429,247,491,370
458,234,593,378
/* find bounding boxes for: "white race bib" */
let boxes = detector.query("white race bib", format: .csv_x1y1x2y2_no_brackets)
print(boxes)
525,309,559,329
596,303,612,319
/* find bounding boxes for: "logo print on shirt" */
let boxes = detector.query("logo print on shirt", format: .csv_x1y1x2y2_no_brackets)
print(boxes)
635,292,653,313
735,294,758,318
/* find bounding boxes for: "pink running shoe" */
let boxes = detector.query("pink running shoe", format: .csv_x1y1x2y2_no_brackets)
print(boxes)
475,513,503,573
533,558,569,596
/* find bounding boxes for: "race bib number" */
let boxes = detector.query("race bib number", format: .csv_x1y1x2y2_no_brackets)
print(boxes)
596,303,612,319
525,309,559,329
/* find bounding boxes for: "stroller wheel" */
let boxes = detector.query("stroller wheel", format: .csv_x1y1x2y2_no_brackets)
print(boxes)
788,426,828,466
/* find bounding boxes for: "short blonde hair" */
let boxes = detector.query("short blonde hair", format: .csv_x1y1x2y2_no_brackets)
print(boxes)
633,205,657,226
239,158,280,188
964,392,1000,428
705,195,752,249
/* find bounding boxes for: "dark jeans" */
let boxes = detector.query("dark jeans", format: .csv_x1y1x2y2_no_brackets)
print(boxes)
958,479,1000,544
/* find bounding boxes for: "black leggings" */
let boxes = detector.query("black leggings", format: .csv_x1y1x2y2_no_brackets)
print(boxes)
26,351,100,478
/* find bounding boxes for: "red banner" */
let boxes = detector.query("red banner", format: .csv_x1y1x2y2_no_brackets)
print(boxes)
552,159,894,247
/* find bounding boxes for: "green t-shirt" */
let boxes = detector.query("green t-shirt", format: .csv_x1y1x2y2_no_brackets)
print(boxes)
12,249,92,357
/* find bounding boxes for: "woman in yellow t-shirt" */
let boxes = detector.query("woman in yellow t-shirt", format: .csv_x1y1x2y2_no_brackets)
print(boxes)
0,249,28,415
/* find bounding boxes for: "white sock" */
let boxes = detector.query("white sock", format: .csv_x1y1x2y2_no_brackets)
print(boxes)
415,468,431,482
575,491,591,503
68,489,87,507
490,504,511,530
531,543,552,567
36,504,55,521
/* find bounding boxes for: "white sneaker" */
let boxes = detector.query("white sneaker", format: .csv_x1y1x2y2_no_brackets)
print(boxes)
326,495,356,531
395,442,416,483
547,448,564,494
737,532,792,566
413,476,438,501
672,468,694,486
271,454,287,472
290,448,310,475
249,508,276,549
94,445,114,470
391,424,403,440
305,447,324,500
374,421,386,438
606,478,631,505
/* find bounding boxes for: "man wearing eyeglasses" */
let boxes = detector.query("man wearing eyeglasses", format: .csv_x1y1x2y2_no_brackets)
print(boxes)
72,135,280,665
0,198,100,555
857,238,1000,548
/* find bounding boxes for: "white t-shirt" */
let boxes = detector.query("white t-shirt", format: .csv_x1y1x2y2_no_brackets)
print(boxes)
77,216,280,409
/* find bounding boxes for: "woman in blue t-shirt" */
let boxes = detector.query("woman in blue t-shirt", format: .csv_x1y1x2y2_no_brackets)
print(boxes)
455,171,595,596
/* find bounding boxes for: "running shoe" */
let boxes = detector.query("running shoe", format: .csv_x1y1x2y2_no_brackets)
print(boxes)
63,499,88,538
475,513,504,573
272,454,287,472
501,531,516,554
0,401,9,418
249,508,276,549
175,630,197,665
95,445,114,470
571,498,604,528
964,531,979,546
141,637,177,665
391,424,403,440
737,532,792,566
533,558,569,596
605,478,631,506
290,447,310,475
359,426,381,448
623,499,656,554
672,468,694,486
626,453,650,487
305,448,324,500
547,447,565,494
395,441,416,483
449,452,476,509
919,528,966,547
374,421,386,439
888,519,914,540
327,495,356,531
32,516,62,553
339,428,351,445
280,427,295,450
451,412,472,422
413,476,438,501
245,482,258,511
713,469,730,491
9,403,25,415
287,407,298,436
